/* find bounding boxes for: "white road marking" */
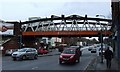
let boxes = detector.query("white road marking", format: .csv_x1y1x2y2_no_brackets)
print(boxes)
32,67,38,70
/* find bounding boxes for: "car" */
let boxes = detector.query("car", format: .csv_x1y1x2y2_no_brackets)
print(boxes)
11,48,38,61
5,49,18,56
91,48,97,53
69,46,82,56
88,46,93,51
58,44,67,53
37,48,48,54
59,47,81,64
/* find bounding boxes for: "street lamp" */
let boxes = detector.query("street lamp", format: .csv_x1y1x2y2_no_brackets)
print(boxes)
96,14,105,63
98,30,104,63
100,30,104,63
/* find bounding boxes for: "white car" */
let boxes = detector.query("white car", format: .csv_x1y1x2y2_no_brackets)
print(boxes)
91,48,97,53
88,46,94,51
5,49,18,56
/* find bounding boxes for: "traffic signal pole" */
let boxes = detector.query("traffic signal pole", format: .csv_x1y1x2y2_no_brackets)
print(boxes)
100,32,103,63
98,31,103,63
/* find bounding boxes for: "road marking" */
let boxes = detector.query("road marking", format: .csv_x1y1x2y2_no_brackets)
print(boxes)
32,67,38,70
83,56,96,71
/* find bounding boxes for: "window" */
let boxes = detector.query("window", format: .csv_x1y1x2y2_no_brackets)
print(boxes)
63,49,75,54
27,49,32,52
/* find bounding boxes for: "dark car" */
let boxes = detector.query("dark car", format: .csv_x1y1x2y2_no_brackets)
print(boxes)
59,47,81,64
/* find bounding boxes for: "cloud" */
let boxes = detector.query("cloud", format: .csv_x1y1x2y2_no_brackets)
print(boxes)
1,0,111,3
1,0,111,21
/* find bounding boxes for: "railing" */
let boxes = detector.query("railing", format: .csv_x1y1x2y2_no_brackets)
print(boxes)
23,26,111,32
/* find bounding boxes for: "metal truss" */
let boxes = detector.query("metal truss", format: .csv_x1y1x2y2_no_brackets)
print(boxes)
21,15,112,32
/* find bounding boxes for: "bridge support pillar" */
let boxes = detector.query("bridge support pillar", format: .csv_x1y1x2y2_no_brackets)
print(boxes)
14,22,22,49
113,2,120,60
117,14,120,59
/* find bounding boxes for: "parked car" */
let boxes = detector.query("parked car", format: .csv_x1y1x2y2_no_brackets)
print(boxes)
11,48,38,61
91,48,97,53
5,49,18,56
59,47,81,64
37,48,48,54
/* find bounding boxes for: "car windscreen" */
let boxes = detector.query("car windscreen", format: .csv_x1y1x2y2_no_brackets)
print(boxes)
18,48,28,52
63,49,75,54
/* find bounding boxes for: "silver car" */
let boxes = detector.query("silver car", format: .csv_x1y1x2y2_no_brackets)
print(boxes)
12,48,38,61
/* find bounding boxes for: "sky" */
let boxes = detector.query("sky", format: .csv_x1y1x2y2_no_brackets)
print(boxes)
0,0,112,39
0,0,112,21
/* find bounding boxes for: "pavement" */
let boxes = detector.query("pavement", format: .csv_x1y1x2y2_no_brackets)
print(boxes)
85,56,120,72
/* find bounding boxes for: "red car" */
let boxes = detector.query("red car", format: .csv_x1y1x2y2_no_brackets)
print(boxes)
59,47,81,64
37,48,48,54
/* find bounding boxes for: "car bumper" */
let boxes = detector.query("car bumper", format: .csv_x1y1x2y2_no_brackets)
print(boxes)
12,55,22,59
59,58,76,63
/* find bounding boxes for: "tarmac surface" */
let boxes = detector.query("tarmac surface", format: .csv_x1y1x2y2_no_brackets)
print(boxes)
85,56,120,72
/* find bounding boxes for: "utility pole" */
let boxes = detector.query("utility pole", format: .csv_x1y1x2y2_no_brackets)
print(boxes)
100,31,103,63
98,30,103,63
96,15,104,63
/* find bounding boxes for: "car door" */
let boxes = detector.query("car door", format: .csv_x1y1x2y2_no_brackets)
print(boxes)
26,49,33,58
31,49,37,57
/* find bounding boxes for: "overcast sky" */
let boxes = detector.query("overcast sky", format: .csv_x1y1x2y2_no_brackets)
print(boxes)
0,0,112,37
0,0,112,21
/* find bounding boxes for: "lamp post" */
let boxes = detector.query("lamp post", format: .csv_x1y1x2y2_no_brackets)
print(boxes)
98,31,104,63
96,15,105,63
100,30,103,63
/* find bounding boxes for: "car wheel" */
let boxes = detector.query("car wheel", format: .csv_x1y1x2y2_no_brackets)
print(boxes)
22,55,26,60
80,51,82,56
13,58,16,61
59,61,62,64
99,53,101,56
77,59,80,63
76,59,80,63
34,55,38,59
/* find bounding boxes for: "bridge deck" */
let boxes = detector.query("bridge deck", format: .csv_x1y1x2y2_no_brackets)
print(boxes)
22,31,112,37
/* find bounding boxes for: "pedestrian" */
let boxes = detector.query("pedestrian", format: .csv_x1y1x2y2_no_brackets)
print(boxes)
104,46,113,69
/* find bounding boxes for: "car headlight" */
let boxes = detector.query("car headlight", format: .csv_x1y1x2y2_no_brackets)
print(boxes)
60,55,63,58
70,56,74,58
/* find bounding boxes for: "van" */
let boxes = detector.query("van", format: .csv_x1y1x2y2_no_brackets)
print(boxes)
59,46,81,64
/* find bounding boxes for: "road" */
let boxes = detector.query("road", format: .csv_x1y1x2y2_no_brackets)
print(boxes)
2,48,97,70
